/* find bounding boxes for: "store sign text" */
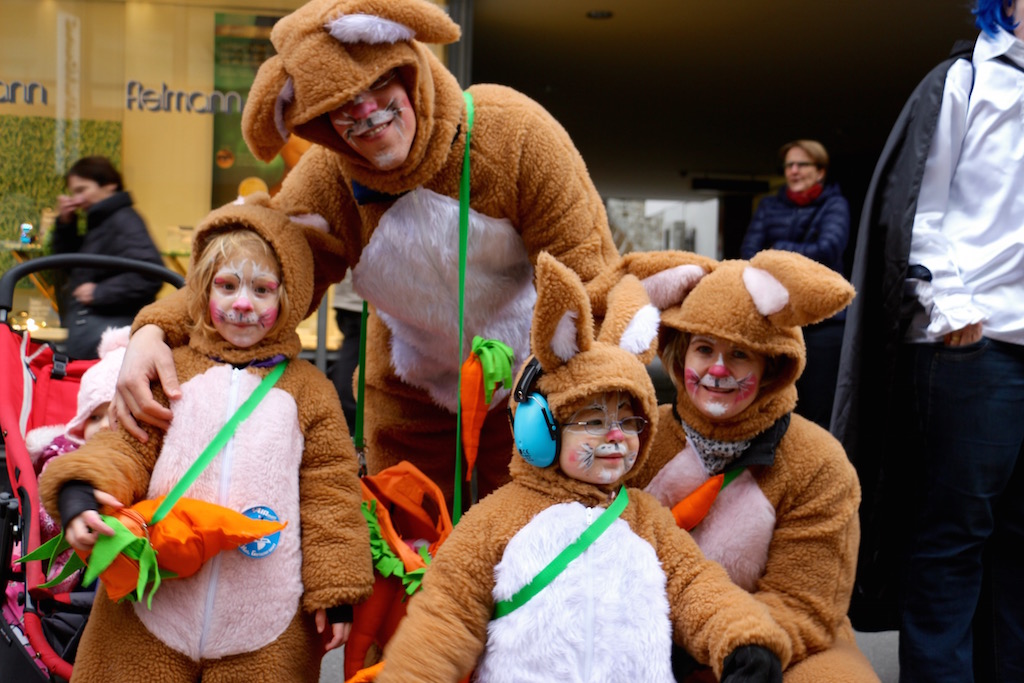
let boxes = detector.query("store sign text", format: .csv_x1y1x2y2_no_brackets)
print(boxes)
0,80,48,105
125,81,243,114
0,78,243,115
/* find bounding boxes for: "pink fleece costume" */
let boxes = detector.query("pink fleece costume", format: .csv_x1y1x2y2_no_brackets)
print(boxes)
131,0,621,506
624,250,879,682
39,196,373,682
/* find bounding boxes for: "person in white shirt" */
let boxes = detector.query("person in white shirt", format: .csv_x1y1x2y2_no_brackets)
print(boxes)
898,1,1024,681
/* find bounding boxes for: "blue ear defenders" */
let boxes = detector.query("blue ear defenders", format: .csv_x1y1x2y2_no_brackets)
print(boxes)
508,357,560,468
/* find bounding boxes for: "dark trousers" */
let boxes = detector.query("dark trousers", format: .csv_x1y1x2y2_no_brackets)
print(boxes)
329,308,362,434
898,338,1024,683
795,318,844,429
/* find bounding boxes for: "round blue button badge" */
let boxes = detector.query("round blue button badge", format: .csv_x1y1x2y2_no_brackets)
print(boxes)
238,506,281,558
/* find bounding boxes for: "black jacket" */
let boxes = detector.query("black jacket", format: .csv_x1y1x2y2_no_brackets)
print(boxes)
829,39,975,632
51,190,164,316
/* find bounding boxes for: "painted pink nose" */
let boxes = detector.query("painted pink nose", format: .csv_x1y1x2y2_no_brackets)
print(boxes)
346,97,379,121
605,424,625,441
708,363,730,378
232,296,253,312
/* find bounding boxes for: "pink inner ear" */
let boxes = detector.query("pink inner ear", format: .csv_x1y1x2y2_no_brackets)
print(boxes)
551,310,580,362
743,267,789,316
274,78,294,144
641,264,706,309
290,213,330,233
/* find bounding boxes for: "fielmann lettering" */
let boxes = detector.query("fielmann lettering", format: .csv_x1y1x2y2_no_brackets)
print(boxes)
0,81,48,105
125,81,243,114
0,79,243,114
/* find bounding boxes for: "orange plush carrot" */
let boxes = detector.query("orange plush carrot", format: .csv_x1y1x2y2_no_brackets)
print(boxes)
459,337,515,480
25,496,285,607
670,468,745,530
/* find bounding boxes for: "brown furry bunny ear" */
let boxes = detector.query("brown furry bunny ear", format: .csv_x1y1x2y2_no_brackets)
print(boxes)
242,56,293,162
620,251,716,311
531,253,594,373
588,251,714,319
746,249,855,328
598,274,660,365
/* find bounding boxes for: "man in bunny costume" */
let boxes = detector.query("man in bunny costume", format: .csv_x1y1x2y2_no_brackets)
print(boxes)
624,250,880,681
374,253,791,683
118,0,620,506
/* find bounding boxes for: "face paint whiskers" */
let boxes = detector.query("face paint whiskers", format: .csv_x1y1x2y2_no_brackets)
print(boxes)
699,372,758,393
333,99,406,141
215,309,260,325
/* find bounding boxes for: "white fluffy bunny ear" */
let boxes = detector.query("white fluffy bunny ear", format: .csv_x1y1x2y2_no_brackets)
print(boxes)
531,253,594,372
598,274,660,365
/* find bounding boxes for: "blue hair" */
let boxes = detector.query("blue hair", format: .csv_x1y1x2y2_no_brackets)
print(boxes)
973,0,1018,37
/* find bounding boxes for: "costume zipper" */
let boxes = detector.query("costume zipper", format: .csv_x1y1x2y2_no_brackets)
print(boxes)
198,366,242,656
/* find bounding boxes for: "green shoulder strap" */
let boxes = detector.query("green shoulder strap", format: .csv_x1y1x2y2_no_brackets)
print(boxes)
351,91,476,520
453,89,475,523
493,486,629,619
149,359,288,524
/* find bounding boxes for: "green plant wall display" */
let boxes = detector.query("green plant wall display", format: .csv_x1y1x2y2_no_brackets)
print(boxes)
0,115,121,286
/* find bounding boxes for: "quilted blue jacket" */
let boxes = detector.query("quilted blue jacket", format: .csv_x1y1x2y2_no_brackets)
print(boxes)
740,183,850,276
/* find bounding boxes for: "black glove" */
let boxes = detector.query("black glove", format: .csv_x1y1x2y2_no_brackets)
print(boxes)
721,644,782,683
57,480,98,527
670,643,704,681
325,604,354,624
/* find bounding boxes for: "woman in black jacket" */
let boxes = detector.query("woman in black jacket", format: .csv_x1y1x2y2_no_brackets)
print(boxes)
739,140,850,429
52,156,164,359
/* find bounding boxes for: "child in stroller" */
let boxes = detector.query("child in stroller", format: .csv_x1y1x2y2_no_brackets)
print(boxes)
1,253,184,682
26,327,130,589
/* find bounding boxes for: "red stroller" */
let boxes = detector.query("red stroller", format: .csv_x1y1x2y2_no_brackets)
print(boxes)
0,254,183,682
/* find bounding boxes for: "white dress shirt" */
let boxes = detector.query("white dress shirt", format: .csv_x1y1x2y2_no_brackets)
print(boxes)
906,28,1024,345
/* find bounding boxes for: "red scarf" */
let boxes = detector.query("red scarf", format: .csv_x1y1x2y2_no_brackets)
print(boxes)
786,182,823,206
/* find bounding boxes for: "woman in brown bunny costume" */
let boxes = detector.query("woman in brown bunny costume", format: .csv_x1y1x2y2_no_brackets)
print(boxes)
374,253,791,683
115,0,621,509
624,250,880,682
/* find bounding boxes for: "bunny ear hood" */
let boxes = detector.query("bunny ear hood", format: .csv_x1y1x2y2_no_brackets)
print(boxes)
242,0,464,194
187,193,316,364
64,326,132,443
509,253,661,493
649,249,854,440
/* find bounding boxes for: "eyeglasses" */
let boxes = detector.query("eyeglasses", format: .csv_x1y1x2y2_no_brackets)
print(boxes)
783,161,816,170
367,69,398,91
566,416,647,436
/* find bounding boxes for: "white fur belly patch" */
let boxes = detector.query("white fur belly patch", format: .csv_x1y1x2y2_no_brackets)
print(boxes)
477,502,673,682
352,189,535,412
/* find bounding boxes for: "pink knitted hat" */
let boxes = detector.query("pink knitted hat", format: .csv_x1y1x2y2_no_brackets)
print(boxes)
64,326,131,443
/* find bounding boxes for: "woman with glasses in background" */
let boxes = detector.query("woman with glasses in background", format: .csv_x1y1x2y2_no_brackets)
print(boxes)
739,140,850,430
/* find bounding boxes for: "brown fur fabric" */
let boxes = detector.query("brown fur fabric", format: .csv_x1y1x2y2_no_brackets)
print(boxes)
627,250,879,681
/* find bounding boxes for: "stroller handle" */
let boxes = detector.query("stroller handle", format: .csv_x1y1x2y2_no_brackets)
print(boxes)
0,253,186,321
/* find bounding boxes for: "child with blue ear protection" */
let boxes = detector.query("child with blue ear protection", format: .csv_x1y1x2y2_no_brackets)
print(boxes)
375,253,791,683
